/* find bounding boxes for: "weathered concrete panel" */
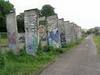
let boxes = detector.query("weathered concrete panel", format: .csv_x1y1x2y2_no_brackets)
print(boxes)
47,15,61,48
70,23,82,41
64,21,74,43
70,23,77,41
6,12,19,54
58,19,66,47
24,9,39,55
74,25,82,39
38,17,47,48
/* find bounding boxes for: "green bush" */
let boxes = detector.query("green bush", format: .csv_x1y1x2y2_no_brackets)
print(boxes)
55,48,65,54
93,35,100,54
48,46,55,51
0,53,5,69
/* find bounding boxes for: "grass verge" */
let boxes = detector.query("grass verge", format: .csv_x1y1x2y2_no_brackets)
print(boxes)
93,35,100,54
0,34,8,46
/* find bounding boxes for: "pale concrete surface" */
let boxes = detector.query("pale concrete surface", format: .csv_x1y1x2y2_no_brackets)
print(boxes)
40,35,100,75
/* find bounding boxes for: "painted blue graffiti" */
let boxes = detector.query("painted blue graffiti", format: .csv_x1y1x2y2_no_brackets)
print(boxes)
26,32,38,55
48,28,60,47
49,30,59,43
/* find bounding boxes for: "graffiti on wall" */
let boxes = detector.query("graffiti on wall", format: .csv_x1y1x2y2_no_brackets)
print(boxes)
6,12,19,54
60,32,66,47
8,32,17,50
47,15,61,48
48,28,60,48
25,11,38,55
58,19,66,47
38,25,47,47
26,32,38,55
38,25,46,40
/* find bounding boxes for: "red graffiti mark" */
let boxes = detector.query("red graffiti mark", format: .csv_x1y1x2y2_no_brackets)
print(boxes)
9,32,16,44
38,25,46,33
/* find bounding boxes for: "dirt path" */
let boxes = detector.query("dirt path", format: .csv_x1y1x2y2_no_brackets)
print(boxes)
40,35,100,75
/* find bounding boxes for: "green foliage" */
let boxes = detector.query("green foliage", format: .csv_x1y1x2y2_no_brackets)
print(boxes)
41,4,56,17
0,0,14,32
94,35,100,54
0,53,5,69
0,49,56,75
47,46,65,54
94,28,100,35
87,27,100,35
0,45,69,75
0,33,8,46
0,0,14,15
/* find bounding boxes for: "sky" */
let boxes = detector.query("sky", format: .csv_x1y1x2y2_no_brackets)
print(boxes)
9,0,100,29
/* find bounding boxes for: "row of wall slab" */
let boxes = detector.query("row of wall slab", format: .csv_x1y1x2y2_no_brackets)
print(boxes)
64,21,82,43
6,9,82,55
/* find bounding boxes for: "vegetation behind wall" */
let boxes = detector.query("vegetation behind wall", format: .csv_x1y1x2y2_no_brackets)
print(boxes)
0,0,14,32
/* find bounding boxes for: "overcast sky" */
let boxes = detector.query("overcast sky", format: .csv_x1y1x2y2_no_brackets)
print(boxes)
9,0,100,29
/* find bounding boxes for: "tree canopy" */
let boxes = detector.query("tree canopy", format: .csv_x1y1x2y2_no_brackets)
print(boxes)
0,0,14,32
41,4,56,17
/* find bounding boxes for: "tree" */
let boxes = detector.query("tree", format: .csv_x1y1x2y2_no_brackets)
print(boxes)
41,4,56,17
0,0,14,32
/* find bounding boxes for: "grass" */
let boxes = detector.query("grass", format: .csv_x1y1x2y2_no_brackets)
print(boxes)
0,34,8,46
0,38,8,45
0,50,57,75
93,35,100,54
0,37,83,75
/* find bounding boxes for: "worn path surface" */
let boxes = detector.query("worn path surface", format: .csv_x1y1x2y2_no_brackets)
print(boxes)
40,35,100,75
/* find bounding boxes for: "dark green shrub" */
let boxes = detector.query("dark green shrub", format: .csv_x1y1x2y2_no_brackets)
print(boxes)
55,48,64,54
48,46,55,52
0,53,5,69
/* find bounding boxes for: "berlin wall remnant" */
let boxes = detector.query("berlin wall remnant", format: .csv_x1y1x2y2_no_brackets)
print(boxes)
70,23,82,41
24,9,39,55
38,16,47,48
64,21,82,43
64,21,74,43
75,26,82,39
70,23,77,41
6,12,19,54
58,18,66,47
47,15,61,48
